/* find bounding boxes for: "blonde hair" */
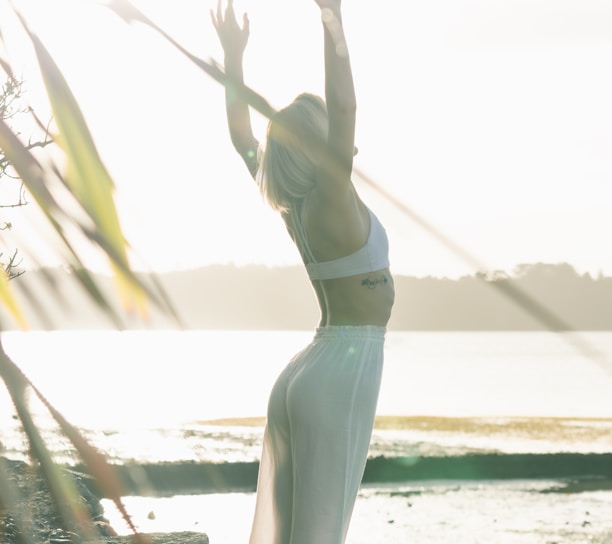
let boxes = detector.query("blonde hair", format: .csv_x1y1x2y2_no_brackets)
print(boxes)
257,93,328,213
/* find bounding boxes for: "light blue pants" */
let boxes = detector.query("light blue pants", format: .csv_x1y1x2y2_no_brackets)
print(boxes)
249,326,385,544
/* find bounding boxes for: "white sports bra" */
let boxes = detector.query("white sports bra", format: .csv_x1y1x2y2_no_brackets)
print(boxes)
289,203,390,281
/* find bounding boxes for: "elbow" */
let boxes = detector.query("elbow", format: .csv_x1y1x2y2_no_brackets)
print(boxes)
230,133,256,157
230,134,245,154
340,101,357,115
327,101,357,129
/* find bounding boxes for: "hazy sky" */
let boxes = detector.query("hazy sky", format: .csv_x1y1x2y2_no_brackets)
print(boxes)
1,0,611,278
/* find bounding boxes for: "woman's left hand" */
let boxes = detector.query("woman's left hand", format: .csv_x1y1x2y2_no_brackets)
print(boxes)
210,0,250,59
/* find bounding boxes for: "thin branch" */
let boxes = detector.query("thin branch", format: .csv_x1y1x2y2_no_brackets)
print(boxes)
1,248,25,280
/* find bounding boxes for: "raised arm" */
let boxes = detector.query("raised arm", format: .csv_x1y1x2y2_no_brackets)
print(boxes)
314,0,357,195
211,0,259,178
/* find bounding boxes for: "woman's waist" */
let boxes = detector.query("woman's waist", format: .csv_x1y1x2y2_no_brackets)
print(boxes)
321,304,393,328
320,274,395,326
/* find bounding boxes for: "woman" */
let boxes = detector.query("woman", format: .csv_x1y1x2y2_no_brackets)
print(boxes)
211,1,394,542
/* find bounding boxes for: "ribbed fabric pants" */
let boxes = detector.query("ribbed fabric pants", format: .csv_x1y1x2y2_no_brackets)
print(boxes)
249,325,385,544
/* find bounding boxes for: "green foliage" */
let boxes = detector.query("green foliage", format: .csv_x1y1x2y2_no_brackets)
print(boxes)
0,3,178,542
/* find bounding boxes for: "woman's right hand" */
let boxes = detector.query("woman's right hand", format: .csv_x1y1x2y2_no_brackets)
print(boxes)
210,0,250,58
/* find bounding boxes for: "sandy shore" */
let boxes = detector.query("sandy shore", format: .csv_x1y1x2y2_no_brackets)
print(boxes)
101,479,612,544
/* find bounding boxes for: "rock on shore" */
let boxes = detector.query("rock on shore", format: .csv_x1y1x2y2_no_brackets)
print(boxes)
0,457,208,544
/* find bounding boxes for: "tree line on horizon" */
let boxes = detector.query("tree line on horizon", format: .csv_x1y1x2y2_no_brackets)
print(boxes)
3,261,610,331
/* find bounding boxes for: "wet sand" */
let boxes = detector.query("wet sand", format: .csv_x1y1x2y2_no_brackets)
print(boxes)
102,478,612,544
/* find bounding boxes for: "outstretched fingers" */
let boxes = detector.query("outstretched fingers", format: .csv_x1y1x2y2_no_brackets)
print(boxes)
211,0,236,29
210,0,221,31
224,0,237,24
210,0,250,56
242,12,249,35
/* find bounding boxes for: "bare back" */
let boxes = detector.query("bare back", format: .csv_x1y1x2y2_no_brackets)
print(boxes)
285,186,395,327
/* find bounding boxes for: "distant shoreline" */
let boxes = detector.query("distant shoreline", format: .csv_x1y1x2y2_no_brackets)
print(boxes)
3,263,612,331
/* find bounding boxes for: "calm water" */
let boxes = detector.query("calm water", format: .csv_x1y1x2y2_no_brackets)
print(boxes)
2,330,612,430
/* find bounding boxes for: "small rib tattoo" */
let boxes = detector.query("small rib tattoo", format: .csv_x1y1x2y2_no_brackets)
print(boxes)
361,275,389,289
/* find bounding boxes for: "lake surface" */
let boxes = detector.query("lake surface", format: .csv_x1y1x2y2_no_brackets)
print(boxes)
2,330,612,429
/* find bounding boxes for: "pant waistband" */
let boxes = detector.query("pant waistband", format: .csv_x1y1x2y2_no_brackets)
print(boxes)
314,325,386,340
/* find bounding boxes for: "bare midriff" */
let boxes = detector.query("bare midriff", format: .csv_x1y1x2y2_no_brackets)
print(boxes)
312,267,395,327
